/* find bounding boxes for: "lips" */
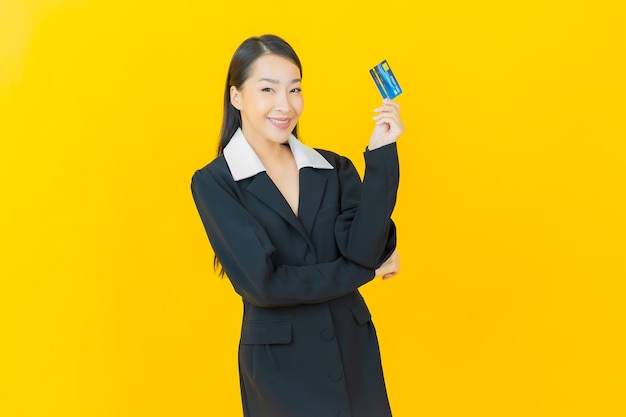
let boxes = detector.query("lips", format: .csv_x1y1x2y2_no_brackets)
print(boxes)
268,117,292,130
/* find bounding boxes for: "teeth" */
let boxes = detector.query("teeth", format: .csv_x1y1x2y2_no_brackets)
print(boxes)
269,118,289,125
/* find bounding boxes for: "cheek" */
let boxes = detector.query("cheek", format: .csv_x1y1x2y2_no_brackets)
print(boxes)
292,96,304,114
244,94,271,114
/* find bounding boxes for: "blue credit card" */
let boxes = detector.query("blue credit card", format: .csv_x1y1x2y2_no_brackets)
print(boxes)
370,60,402,99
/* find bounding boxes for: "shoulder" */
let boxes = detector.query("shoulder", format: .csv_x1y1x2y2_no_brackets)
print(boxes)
191,156,234,189
314,148,355,170
194,155,228,174
194,155,231,177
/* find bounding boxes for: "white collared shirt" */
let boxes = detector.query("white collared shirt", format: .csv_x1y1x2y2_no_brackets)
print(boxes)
223,128,334,181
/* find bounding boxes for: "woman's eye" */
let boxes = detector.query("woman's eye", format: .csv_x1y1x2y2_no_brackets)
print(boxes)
261,87,273,93
290,88,302,93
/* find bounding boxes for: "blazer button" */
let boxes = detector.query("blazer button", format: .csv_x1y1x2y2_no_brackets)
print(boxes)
338,410,351,417
305,253,315,263
321,329,334,341
329,369,343,381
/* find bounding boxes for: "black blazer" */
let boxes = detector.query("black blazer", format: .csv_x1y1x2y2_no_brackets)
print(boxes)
192,143,399,417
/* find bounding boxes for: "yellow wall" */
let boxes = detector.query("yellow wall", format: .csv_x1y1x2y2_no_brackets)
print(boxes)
1,0,625,416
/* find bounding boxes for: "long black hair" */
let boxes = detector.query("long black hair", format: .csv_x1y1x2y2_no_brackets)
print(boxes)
217,34,303,156
214,35,303,275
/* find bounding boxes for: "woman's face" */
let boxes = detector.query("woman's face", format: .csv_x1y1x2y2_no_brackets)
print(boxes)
230,54,303,146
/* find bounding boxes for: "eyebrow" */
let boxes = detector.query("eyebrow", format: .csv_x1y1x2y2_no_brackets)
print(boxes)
258,77,301,84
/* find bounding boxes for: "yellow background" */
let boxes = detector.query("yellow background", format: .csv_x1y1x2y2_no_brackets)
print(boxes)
1,0,625,416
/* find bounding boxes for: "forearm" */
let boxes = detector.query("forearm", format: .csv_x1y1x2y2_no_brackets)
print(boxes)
335,143,399,268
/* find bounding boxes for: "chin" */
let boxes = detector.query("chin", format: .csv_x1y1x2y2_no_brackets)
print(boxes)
268,129,293,143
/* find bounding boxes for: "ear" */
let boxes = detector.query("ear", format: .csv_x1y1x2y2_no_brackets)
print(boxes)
230,86,242,110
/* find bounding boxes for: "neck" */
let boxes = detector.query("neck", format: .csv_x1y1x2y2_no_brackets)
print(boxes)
242,128,290,167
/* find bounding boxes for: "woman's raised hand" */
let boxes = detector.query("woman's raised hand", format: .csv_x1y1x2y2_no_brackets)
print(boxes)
368,99,404,151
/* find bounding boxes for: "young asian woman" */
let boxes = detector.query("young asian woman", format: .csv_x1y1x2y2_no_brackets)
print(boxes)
191,34,404,417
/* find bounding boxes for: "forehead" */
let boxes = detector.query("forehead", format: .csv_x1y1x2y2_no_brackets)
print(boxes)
248,54,301,81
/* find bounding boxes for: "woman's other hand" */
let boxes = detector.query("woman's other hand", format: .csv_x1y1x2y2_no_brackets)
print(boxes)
375,250,400,280
369,99,404,151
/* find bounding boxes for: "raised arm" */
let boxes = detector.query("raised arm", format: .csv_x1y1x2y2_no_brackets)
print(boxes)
333,144,399,269
333,99,403,268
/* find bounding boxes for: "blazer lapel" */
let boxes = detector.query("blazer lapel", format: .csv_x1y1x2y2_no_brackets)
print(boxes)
298,168,328,236
246,172,305,235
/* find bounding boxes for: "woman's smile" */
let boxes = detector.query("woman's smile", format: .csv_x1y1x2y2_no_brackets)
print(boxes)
268,117,292,129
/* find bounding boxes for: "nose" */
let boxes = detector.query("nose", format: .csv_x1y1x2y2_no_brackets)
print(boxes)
274,90,291,112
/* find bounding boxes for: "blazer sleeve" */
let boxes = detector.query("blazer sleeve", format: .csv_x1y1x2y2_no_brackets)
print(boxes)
191,168,376,308
334,143,399,269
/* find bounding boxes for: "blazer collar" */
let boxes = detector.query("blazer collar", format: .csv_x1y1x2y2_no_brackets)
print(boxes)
223,128,333,181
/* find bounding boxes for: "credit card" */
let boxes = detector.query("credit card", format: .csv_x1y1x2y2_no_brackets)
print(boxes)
369,60,402,99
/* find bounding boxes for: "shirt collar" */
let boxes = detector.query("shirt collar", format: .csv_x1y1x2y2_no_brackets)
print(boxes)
223,128,334,181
